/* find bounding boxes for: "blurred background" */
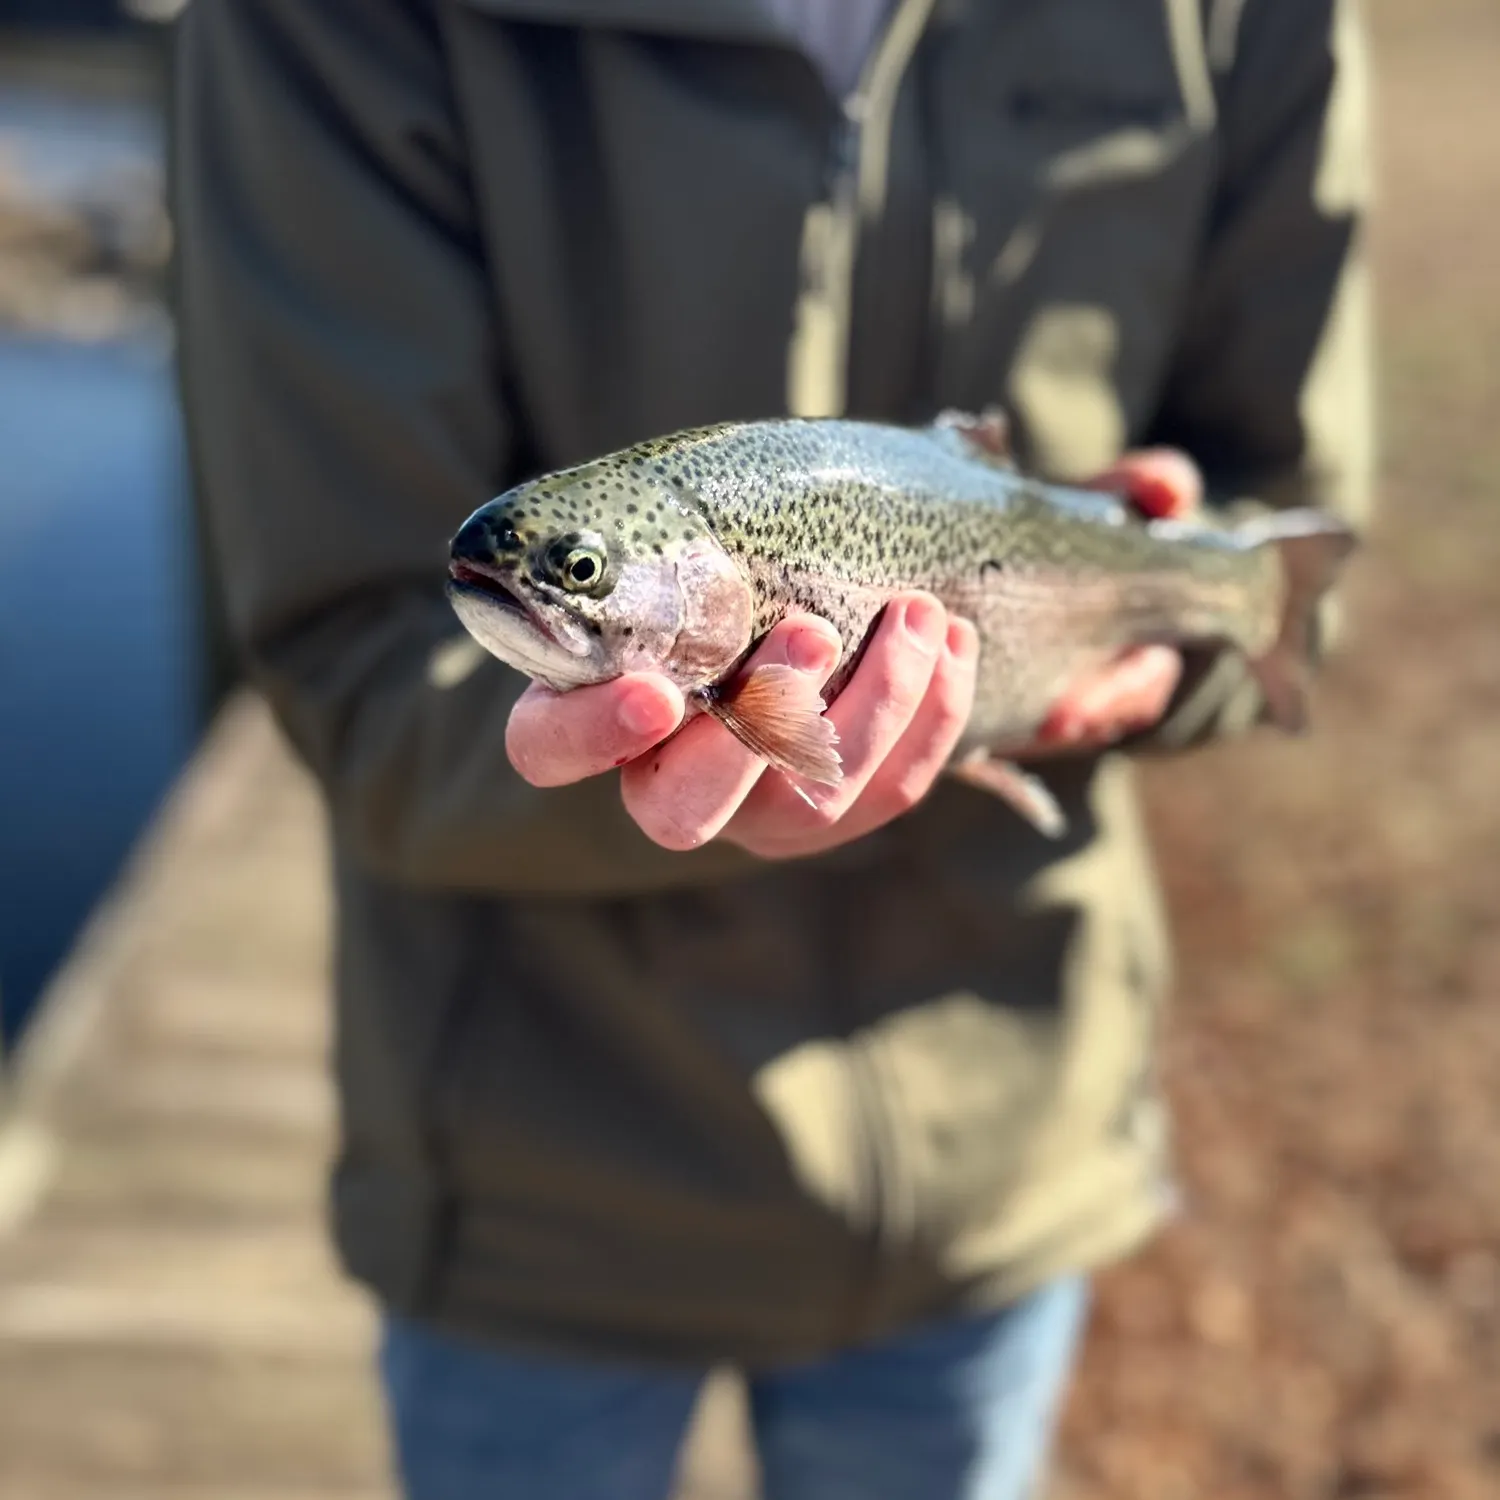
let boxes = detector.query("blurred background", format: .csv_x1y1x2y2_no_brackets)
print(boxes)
0,2,1496,1498
0,0,208,1052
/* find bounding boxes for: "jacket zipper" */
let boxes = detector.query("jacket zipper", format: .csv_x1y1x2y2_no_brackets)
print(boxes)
781,0,938,1348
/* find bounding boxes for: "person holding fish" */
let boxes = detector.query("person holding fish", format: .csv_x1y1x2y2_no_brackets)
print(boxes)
173,2,1372,1497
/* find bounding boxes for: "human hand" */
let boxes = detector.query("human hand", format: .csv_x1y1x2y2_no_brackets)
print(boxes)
506,591,978,858
1024,447,1202,754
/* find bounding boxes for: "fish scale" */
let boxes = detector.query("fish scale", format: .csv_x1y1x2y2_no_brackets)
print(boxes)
540,419,1281,737
447,413,1356,835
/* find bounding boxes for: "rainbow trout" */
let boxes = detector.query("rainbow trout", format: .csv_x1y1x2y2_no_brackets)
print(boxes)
447,411,1355,835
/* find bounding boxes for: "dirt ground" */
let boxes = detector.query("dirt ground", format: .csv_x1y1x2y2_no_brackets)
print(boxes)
1052,3,1500,1497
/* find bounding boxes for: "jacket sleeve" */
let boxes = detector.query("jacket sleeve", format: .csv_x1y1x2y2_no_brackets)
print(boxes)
1131,0,1375,752
172,0,746,895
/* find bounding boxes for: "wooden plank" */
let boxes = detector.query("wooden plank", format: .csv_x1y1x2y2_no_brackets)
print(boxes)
0,1487,387,1500
128,971,331,1056
0,1285,373,1355
0,1222,348,1298
0,1119,57,1238
0,694,757,1497
0,1345,388,1488
5,1488,388,1500
73,1055,335,1136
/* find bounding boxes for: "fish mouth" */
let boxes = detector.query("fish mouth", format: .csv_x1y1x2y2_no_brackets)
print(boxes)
446,557,581,662
446,559,557,641
448,558,527,611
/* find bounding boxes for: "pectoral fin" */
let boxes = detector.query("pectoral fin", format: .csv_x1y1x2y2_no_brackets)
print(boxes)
699,666,843,786
949,752,1068,838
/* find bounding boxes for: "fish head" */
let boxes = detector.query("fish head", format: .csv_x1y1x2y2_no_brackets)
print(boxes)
447,462,753,693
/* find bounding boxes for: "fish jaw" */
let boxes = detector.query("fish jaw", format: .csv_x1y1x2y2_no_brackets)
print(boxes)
446,567,608,691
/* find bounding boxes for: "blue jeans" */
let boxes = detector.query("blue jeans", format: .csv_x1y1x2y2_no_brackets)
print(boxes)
379,1278,1089,1500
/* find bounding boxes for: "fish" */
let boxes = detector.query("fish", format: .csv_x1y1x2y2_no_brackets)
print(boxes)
446,409,1356,836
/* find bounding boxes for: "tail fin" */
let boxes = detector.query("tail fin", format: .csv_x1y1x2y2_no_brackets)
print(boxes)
1237,511,1359,733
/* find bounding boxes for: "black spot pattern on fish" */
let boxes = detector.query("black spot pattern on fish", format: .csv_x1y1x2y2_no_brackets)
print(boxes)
466,417,1280,743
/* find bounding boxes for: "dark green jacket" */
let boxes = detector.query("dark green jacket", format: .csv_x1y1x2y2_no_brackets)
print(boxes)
172,0,1371,1364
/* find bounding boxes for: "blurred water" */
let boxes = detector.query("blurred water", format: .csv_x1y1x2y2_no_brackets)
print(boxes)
0,81,158,200
0,48,202,1044
0,331,199,1043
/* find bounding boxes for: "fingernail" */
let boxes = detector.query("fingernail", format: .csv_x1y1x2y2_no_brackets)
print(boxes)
788,627,840,675
901,596,946,654
946,619,979,662
1129,472,1182,520
1039,711,1085,746
617,684,675,738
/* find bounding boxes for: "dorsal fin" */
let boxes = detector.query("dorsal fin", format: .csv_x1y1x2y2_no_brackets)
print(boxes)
930,407,1016,469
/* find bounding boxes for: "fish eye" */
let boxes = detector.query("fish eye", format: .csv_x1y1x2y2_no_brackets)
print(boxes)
544,532,611,595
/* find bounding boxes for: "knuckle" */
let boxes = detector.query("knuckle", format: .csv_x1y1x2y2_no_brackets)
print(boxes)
871,629,936,693
729,828,783,860
891,673,932,718
777,792,844,834
928,694,971,747
806,797,846,832
619,780,706,852
893,629,942,684
862,667,933,738
884,767,936,815
723,809,797,859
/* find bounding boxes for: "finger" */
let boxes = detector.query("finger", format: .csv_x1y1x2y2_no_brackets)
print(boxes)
722,592,947,843
1089,448,1204,520
733,615,980,858
1038,645,1182,747
506,675,684,787
618,614,842,851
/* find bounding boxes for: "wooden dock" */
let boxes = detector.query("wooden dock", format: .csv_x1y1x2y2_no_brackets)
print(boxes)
0,695,754,1500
